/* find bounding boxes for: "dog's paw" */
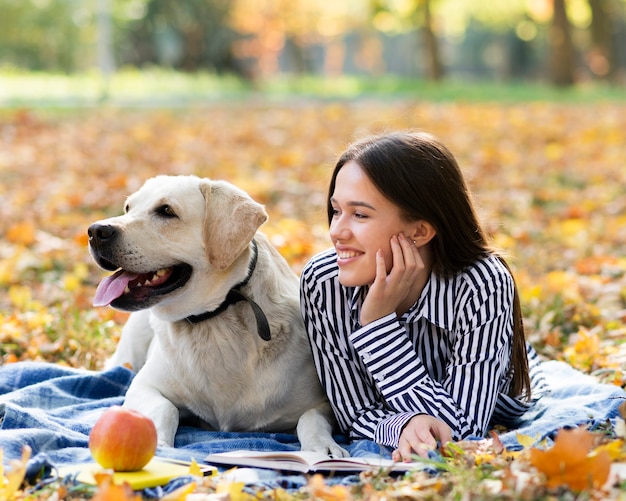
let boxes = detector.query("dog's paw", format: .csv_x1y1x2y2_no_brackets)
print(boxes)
306,441,350,458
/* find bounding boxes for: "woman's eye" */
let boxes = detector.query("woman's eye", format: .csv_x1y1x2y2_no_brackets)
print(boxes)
155,205,177,218
354,212,368,219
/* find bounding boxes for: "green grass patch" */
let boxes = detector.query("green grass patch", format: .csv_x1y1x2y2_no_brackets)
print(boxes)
1,67,625,107
261,74,626,102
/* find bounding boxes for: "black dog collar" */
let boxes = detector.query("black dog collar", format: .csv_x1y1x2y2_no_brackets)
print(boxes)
184,240,271,341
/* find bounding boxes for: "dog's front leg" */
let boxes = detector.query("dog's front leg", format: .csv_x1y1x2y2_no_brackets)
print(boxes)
123,371,180,447
105,310,155,372
297,404,349,458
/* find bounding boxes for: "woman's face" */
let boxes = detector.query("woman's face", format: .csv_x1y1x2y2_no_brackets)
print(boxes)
329,160,416,287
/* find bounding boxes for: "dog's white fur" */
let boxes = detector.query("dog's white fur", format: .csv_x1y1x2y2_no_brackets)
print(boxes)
89,175,346,456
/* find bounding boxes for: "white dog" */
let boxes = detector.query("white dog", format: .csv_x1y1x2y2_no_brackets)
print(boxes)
88,175,346,456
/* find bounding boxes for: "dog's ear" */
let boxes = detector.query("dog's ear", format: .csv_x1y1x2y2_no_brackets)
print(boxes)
200,180,268,270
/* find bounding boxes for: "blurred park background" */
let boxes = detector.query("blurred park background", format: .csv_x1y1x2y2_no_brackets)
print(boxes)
1,0,625,104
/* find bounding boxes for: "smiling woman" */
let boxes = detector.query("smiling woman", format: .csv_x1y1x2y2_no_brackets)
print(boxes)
300,130,549,462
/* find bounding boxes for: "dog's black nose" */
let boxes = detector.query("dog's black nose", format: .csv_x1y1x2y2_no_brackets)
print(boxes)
88,223,117,246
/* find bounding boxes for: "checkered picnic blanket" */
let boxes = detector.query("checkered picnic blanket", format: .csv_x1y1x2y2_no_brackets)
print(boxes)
1,359,624,491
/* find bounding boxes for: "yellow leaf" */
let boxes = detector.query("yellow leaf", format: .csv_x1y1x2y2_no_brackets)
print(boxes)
563,328,601,371
474,452,496,465
516,432,539,449
544,142,564,161
0,445,32,501
545,270,576,294
216,480,253,501
8,285,33,310
593,439,624,461
62,263,88,292
188,458,203,477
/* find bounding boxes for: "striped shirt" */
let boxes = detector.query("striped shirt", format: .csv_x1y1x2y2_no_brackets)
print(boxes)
300,248,548,448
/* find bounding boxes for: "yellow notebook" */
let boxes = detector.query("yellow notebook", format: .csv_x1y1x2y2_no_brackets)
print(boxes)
59,457,216,490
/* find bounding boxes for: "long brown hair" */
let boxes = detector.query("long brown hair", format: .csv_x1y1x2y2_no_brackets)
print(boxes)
327,131,531,399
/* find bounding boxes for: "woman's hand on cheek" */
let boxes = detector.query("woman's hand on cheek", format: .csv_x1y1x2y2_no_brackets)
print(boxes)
392,414,452,462
360,233,425,325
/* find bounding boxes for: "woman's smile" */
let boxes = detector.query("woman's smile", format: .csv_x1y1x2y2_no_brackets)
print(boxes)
336,247,363,262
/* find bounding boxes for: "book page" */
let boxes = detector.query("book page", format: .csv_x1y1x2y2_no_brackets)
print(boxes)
204,450,425,473
209,450,334,465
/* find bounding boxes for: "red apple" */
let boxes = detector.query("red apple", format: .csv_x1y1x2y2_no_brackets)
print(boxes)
89,406,157,472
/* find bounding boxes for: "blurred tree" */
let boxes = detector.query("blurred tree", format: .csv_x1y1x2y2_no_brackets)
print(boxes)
420,0,444,80
371,0,444,80
0,0,90,71
436,0,534,82
0,0,624,86
587,0,619,80
229,0,369,78
118,0,240,73
549,0,576,86
229,0,292,77
97,0,115,99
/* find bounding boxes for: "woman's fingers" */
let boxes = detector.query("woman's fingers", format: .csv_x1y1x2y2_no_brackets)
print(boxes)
374,248,387,282
434,420,453,446
393,436,435,462
389,234,404,272
394,414,454,462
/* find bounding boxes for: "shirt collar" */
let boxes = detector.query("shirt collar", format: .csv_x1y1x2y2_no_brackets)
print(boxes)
348,286,367,325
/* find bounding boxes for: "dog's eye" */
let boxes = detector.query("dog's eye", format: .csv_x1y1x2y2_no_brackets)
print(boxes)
155,205,178,218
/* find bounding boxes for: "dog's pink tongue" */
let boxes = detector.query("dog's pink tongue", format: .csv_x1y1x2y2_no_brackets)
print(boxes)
93,270,138,307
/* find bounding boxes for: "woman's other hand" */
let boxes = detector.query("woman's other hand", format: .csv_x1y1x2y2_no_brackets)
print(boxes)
392,414,452,462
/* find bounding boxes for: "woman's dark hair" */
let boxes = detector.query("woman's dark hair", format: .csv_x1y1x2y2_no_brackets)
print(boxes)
326,131,531,399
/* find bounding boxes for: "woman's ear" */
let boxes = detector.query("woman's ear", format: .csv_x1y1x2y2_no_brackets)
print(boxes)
411,221,437,247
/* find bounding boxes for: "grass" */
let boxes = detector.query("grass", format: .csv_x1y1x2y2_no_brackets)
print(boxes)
1,67,625,107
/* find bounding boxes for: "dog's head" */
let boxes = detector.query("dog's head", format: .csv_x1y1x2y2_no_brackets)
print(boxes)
88,175,267,317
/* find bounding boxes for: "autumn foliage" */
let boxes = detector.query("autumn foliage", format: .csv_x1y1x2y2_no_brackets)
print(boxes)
2,103,625,376
1,101,626,498
529,427,613,491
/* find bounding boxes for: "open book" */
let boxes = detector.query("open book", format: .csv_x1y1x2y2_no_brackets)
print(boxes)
204,450,426,473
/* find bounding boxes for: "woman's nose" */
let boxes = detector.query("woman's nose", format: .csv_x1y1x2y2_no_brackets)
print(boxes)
329,217,350,240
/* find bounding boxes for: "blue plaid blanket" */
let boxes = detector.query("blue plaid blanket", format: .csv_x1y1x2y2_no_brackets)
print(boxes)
1,360,624,491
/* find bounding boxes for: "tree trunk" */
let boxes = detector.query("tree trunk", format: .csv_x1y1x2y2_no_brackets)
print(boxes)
549,0,576,86
421,0,443,80
324,37,345,77
587,0,616,81
286,37,311,75
96,0,115,100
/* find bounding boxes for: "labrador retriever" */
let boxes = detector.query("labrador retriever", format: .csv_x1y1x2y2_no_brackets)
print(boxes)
88,175,346,456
